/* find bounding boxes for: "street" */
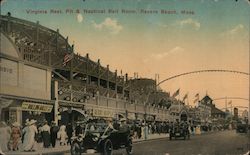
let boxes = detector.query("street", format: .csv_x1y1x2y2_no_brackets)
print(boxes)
132,130,249,155
5,130,250,155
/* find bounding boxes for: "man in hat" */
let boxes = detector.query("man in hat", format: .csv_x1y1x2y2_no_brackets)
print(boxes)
40,121,50,148
50,121,59,148
119,118,129,133
66,123,73,145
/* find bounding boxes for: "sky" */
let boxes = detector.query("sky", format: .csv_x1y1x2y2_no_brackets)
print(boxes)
1,0,249,113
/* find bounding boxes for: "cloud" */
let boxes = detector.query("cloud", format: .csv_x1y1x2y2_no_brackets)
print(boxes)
76,13,83,23
176,18,201,30
221,24,245,37
92,18,123,34
151,46,184,60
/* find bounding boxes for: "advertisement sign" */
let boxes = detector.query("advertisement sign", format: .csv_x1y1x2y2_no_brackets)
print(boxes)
22,102,53,113
92,108,115,118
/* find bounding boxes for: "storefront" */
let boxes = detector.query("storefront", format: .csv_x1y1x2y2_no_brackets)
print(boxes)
0,32,52,125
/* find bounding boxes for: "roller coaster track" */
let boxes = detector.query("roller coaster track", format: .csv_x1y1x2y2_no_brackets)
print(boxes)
213,97,249,101
157,69,249,86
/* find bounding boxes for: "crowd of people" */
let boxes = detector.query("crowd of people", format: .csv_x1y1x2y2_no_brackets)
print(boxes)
0,119,77,154
0,118,217,154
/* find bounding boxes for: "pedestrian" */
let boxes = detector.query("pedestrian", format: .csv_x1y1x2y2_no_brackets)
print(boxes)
11,122,21,151
144,124,148,140
75,123,82,136
119,118,129,133
50,121,59,148
23,119,38,151
66,123,73,145
57,125,67,146
137,124,142,139
0,121,11,153
22,120,30,151
40,121,50,148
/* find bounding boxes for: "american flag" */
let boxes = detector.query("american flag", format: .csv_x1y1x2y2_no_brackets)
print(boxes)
193,93,199,103
182,93,188,102
172,89,180,98
63,53,74,66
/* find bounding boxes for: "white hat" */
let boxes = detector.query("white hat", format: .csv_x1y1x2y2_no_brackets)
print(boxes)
29,119,37,125
12,122,20,127
120,118,126,122
25,119,30,125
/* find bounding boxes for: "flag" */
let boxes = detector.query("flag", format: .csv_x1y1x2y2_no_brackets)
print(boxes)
193,93,199,103
182,93,188,102
63,53,74,66
172,89,180,98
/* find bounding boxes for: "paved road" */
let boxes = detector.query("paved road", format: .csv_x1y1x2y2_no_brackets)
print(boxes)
133,130,249,155
37,130,249,155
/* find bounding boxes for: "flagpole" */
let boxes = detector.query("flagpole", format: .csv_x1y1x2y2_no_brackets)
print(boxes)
178,90,180,113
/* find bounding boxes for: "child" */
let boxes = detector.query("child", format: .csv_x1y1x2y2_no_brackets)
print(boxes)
57,125,67,146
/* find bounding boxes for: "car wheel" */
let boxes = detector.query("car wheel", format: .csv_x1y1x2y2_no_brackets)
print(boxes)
71,142,81,155
126,139,133,155
103,139,113,155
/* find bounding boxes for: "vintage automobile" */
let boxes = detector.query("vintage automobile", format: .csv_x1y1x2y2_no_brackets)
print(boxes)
70,121,133,155
236,121,248,133
169,124,189,140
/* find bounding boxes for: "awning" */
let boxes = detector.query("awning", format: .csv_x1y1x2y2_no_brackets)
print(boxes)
71,107,88,118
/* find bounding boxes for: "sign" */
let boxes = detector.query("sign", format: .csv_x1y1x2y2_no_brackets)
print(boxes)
92,108,114,118
22,102,53,113
146,115,155,121
0,58,18,86
127,113,136,120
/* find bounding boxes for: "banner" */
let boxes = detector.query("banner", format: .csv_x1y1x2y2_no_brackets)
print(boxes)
92,108,115,118
22,102,53,113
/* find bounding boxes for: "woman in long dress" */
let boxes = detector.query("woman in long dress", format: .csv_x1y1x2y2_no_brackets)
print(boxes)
0,121,11,153
23,120,38,151
57,125,67,146
22,120,30,151
11,122,21,151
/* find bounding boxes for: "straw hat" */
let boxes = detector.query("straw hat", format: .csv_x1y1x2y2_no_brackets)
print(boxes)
29,119,37,125
12,122,20,127
25,119,30,126
120,118,126,122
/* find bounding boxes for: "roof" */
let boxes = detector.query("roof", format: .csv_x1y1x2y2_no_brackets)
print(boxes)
212,107,225,114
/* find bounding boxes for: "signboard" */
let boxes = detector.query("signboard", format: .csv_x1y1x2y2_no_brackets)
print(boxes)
127,112,136,120
22,102,53,113
0,58,18,87
146,115,155,121
92,108,114,118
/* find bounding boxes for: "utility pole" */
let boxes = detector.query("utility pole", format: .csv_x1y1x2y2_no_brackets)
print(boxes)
225,96,227,112
54,81,59,125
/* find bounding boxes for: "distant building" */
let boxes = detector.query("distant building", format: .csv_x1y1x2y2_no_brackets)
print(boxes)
233,108,238,120
197,100,211,124
200,95,226,119
241,110,248,119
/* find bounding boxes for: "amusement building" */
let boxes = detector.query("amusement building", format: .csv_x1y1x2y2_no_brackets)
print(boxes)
0,13,207,126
